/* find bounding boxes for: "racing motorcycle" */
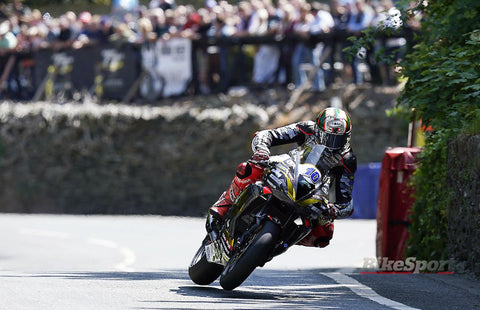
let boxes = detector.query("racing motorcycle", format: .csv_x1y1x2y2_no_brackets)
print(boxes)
188,146,332,290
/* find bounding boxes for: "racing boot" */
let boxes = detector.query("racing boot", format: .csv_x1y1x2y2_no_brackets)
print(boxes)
205,161,264,235
205,192,232,235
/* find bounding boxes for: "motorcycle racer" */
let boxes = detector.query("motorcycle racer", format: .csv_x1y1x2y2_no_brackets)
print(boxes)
206,107,357,248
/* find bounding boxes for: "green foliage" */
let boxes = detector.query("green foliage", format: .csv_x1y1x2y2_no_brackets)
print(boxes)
405,129,455,260
399,32,480,130
398,0,480,260
349,0,480,261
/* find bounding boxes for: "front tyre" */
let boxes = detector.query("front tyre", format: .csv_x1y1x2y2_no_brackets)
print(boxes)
188,236,224,285
219,220,281,290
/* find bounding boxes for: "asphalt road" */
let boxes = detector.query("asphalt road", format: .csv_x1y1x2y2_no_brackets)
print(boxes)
0,214,479,310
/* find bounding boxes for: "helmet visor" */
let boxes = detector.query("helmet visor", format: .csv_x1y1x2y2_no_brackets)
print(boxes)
319,131,347,150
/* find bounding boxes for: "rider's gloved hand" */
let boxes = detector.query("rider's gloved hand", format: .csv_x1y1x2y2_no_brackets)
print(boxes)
252,148,270,163
305,203,338,221
324,203,338,220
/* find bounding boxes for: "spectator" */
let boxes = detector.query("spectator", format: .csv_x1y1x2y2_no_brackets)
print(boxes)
251,0,284,85
26,9,43,28
275,2,296,85
345,0,375,84
203,4,236,92
149,0,174,11
163,9,180,38
181,7,201,38
16,24,45,51
309,1,334,91
0,20,18,52
43,16,60,46
149,8,169,39
0,0,412,100
122,11,138,33
0,19,18,98
193,8,213,94
225,1,252,88
291,3,326,92
74,11,102,48
174,5,189,30
53,14,77,49
109,22,136,45
11,0,31,17
7,14,20,36
136,16,157,43
97,16,114,44
330,0,351,84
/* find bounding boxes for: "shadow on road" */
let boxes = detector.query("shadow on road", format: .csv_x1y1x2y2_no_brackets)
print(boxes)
3,268,346,282
0,269,383,309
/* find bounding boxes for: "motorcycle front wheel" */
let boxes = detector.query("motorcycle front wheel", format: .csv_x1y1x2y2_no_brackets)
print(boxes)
188,236,224,285
219,220,281,290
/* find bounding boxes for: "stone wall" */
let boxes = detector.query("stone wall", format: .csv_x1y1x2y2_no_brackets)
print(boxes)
0,86,407,216
446,135,480,276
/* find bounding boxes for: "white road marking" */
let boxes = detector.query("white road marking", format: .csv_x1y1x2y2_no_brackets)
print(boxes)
87,238,136,272
18,229,136,272
322,272,421,310
115,247,136,272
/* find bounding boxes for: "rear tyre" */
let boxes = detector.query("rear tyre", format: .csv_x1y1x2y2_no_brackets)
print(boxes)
219,221,280,290
188,236,224,285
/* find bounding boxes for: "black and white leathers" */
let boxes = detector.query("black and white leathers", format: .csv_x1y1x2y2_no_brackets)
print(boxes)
251,121,357,219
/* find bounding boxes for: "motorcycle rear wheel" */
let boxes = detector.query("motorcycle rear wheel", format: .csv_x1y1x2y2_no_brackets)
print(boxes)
188,236,224,285
219,220,281,290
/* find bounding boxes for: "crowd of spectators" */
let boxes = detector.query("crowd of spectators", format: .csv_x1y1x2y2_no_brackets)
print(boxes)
0,0,421,99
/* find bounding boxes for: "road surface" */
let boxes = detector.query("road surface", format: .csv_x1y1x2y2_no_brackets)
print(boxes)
0,214,479,309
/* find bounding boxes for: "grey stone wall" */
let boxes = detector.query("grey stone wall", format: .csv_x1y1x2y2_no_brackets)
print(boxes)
0,86,406,215
447,135,480,276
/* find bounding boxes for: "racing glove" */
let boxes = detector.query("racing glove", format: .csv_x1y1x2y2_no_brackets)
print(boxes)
251,147,270,164
325,203,339,220
305,203,338,221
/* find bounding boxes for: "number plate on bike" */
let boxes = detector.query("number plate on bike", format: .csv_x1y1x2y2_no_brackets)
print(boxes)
205,241,229,266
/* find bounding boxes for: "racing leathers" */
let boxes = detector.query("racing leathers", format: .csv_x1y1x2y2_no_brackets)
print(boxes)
207,120,357,248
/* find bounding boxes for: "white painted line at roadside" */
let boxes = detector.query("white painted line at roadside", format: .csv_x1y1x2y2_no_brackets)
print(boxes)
115,247,136,272
87,238,136,272
322,272,421,310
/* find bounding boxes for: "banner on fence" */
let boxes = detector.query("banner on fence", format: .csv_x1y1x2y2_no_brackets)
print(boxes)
97,44,139,101
33,39,189,102
140,38,192,99
33,43,139,101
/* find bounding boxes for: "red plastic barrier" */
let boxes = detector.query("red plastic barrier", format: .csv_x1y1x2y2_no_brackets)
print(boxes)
376,147,422,261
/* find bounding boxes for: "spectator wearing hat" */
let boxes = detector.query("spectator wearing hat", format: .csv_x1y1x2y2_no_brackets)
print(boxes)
97,16,114,44
74,11,102,48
